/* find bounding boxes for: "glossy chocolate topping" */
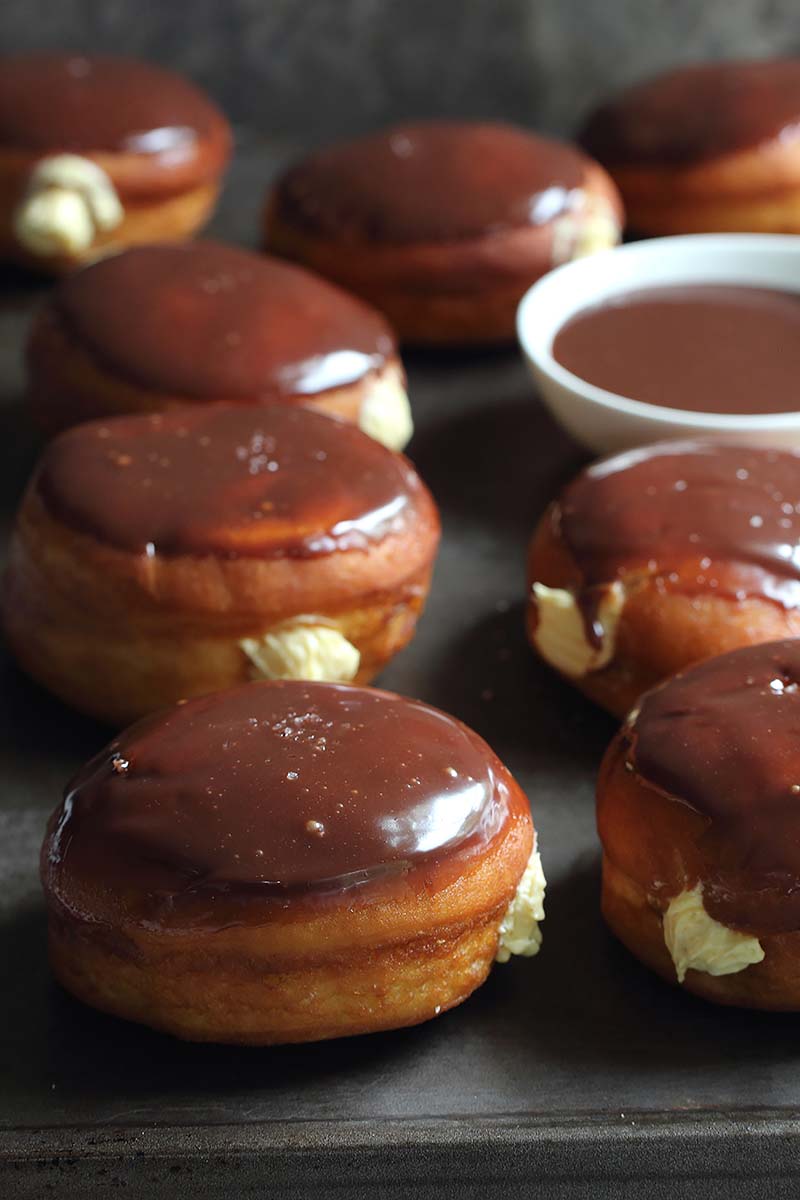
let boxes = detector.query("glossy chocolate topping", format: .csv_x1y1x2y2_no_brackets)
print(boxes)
0,52,226,170
44,681,517,924
581,59,800,167
53,242,395,399
36,404,423,559
273,121,587,243
626,640,800,930
556,441,800,609
553,284,800,415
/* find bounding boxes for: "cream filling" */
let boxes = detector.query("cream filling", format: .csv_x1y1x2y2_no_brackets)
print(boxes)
531,581,625,677
496,846,546,963
551,198,620,266
663,884,765,984
13,154,124,258
358,368,414,451
240,621,360,683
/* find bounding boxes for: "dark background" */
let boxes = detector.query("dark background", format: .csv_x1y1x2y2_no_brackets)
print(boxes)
2,0,800,144
6,6,800,1196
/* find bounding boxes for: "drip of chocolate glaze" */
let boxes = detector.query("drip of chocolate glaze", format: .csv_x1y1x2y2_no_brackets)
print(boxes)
627,639,800,932
548,441,800,649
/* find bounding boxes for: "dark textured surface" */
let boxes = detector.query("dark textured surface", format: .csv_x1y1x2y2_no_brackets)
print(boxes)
2,146,800,1195
2,0,800,142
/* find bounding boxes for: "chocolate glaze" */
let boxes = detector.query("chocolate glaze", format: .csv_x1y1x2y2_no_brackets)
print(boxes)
35,404,424,559
0,52,227,177
553,284,800,414
44,681,520,926
551,442,800,638
273,121,587,244
576,586,609,651
53,242,395,399
581,58,800,167
626,639,800,932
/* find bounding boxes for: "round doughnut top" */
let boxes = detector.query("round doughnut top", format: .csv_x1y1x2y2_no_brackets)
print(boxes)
581,58,800,167
628,640,800,921
0,53,227,163
46,681,515,922
557,441,800,608
36,404,424,559
272,121,587,244
53,242,395,400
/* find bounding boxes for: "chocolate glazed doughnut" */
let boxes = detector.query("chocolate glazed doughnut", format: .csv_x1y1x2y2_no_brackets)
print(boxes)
3,404,440,725
527,441,800,716
264,121,623,344
580,59,800,235
27,241,413,450
41,681,545,1043
0,53,231,270
598,640,800,1008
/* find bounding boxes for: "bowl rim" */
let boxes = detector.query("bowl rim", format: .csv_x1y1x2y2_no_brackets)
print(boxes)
515,232,800,431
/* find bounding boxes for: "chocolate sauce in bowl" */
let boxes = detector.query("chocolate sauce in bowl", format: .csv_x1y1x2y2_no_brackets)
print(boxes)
553,284,800,415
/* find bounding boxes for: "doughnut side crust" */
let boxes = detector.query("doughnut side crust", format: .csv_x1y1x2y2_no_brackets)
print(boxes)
26,305,409,440
3,486,440,725
606,138,800,235
597,737,800,1009
0,114,231,270
1,178,222,273
42,784,533,1044
264,164,622,344
526,505,800,718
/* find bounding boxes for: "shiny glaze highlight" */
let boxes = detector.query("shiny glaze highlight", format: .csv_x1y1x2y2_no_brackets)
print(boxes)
52,242,395,398
44,681,519,926
0,52,229,184
272,121,587,243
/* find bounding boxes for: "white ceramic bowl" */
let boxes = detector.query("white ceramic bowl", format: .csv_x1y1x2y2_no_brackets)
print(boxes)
516,233,800,454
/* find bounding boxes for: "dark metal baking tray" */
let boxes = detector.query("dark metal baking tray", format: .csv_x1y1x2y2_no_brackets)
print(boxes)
1,142,800,1199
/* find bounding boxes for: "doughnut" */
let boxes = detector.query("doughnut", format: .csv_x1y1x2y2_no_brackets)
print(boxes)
580,59,800,236
526,441,800,717
27,240,413,450
597,639,800,1009
0,52,231,271
3,404,439,726
264,121,623,344
41,679,544,1043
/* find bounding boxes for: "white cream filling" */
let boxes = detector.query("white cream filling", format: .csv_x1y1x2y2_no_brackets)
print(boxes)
13,154,124,258
551,197,620,266
240,621,360,683
531,581,625,678
496,846,546,963
358,370,414,451
663,884,765,984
